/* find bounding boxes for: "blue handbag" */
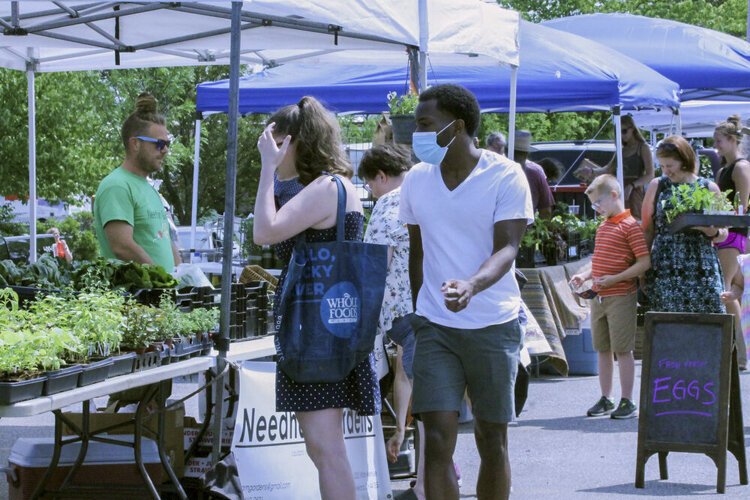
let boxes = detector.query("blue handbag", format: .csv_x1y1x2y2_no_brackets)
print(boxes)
276,175,388,384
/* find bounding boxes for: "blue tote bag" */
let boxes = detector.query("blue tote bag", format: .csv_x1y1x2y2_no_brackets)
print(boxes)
276,175,388,384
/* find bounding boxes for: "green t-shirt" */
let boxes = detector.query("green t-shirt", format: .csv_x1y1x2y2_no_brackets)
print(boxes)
94,166,175,271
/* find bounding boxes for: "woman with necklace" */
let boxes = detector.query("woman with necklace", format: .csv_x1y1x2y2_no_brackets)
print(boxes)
641,135,727,314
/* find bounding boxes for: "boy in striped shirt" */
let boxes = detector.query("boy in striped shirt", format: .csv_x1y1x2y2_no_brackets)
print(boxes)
570,174,651,419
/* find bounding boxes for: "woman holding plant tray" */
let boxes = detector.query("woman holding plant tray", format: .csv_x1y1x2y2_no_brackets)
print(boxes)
641,135,728,314
713,115,750,369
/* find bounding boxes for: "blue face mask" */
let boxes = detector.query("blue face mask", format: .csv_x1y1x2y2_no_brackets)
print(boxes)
412,120,456,165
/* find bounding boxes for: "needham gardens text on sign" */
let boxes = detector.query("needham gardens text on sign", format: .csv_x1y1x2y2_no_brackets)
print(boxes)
235,407,375,447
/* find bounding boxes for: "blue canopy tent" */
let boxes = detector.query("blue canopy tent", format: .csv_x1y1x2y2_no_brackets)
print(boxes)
193,21,679,211
197,21,679,115
545,14,750,104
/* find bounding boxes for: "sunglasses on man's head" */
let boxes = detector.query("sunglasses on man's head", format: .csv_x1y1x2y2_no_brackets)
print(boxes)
136,135,172,151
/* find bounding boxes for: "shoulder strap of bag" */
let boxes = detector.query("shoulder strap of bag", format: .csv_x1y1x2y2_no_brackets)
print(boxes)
328,174,347,242
292,174,347,247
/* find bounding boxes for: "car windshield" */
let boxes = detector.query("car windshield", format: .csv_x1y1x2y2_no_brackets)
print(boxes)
1,234,58,263
529,148,615,185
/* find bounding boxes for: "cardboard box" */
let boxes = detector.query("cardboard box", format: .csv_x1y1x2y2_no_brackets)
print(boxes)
62,402,185,478
183,415,234,451
184,454,213,479
8,436,162,500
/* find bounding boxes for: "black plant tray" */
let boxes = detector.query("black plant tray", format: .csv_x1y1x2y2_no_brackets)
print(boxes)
669,213,750,233
44,365,83,395
134,351,161,372
0,376,45,405
77,357,113,387
168,342,192,362
107,352,137,378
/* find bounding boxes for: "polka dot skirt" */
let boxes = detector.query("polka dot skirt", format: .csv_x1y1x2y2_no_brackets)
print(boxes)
274,212,381,415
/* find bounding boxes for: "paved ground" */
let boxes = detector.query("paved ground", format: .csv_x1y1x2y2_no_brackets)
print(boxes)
2,366,749,499
391,362,750,499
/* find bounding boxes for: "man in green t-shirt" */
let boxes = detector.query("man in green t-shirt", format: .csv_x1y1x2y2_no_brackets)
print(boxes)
94,92,180,271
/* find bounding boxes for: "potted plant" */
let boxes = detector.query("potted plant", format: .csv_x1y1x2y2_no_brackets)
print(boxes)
517,220,550,268
579,216,601,257
387,90,419,144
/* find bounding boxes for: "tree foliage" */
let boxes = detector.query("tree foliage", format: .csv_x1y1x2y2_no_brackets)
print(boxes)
0,70,120,204
501,0,747,37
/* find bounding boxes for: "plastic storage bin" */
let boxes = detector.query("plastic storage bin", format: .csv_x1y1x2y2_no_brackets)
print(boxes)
6,435,163,500
561,315,598,376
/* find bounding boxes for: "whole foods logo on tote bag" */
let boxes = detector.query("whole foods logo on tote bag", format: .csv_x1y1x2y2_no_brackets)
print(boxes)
322,282,360,336
276,175,388,384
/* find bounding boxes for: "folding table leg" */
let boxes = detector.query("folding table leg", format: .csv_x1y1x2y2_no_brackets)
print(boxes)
29,409,65,499
135,383,162,499
57,400,90,492
157,379,188,499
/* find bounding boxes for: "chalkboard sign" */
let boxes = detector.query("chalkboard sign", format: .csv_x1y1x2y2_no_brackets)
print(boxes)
644,318,726,444
635,312,747,493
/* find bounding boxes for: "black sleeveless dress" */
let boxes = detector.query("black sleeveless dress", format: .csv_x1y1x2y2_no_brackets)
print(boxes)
273,212,381,415
717,158,748,237
623,143,646,220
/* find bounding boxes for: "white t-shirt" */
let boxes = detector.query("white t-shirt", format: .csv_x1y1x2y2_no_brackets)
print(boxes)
399,149,534,329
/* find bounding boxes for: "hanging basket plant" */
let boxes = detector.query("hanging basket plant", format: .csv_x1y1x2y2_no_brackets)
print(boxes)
387,91,418,145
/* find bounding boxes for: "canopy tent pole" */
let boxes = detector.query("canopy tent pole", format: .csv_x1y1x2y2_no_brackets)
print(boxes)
417,0,428,92
676,108,683,136
213,0,242,466
612,107,625,204
27,50,37,264
190,115,202,254
507,65,518,160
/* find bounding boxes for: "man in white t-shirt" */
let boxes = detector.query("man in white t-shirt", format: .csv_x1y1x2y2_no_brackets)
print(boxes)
400,84,533,499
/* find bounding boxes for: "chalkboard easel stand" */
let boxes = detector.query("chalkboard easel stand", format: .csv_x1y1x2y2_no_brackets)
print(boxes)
635,313,747,494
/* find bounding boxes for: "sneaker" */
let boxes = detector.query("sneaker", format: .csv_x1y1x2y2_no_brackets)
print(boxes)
611,398,638,419
586,396,615,417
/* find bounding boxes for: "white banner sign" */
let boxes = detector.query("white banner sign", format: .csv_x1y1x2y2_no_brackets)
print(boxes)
233,361,393,499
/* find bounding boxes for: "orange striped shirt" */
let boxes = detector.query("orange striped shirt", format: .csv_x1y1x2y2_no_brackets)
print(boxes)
591,210,649,297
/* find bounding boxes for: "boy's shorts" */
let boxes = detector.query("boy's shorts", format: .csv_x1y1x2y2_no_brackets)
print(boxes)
410,315,522,424
590,292,637,353
386,314,416,380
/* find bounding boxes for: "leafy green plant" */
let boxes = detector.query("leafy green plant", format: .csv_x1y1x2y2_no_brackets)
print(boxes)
662,183,733,224
520,220,551,251
579,216,602,241
387,91,419,115
0,204,25,237
0,289,77,374
73,258,177,292
121,301,162,350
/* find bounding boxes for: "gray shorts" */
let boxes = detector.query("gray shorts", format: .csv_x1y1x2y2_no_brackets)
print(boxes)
410,315,523,424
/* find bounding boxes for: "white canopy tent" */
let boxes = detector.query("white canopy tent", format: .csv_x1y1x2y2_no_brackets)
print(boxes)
0,0,520,259
0,1,520,485
631,100,750,138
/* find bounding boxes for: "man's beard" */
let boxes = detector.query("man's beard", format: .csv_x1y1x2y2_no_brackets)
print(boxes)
137,150,161,174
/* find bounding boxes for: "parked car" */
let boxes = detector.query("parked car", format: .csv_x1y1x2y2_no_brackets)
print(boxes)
529,140,720,217
0,234,59,264
529,140,616,218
